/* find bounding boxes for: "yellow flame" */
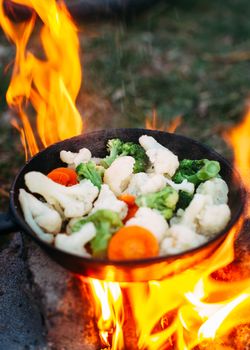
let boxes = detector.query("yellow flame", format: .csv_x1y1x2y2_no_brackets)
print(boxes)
224,109,250,217
86,192,249,349
0,0,83,158
88,279,124,350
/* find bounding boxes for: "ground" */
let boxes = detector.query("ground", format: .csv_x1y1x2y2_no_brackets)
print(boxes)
1,0,250,211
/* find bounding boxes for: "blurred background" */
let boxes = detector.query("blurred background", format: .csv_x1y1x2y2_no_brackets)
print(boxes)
1,0,250,211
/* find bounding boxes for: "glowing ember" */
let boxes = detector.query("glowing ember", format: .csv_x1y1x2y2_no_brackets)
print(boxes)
0,0,83,158
145,109,183,133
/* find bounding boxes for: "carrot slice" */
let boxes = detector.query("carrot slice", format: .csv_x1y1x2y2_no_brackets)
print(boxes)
118,194,136,207
124,205,138,222
108,226,159,260
118,194,138,222
47,167,78,186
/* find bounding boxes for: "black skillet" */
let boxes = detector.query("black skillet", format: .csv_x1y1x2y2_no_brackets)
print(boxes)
0,129,246,282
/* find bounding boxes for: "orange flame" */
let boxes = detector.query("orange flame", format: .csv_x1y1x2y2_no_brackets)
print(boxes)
224,109,250,215
145,109,183,133
87,112,250,349
88,279,124,349
0,0,83,158
86,219,250,349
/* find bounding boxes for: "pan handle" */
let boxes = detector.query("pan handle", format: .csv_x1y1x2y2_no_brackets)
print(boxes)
0,212,19,234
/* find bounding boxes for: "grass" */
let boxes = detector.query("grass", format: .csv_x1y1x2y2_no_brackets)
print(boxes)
1,0,250,211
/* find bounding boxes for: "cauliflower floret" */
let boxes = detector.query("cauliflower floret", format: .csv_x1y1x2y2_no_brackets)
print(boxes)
170,193,231,237
91,157,102,165
91,184,128,220
25,172,99,218
19,189,61,243
55,222,96,257
126,207,168,242
197,177,229,205
197,204,231,236
125,172,148,196
104,156,135,196
60,148,92,168
139,135,179,176
126,172,166,196
181,194,212,228
160,224,206,255
165,178,194,195
140,174,166,195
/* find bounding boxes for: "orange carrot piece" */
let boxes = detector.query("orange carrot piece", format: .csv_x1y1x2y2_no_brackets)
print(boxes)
118,194,136,207
47,167,78,186
124,205,138,222
108,226,159,260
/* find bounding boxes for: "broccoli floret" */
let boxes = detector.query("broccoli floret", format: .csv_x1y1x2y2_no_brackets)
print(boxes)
135,186,179,219
177,190,193,210
72,209,123,258
172,159,220,186
100,139,124,169
101,138,148,173
76,161,103,189
120,142,149,173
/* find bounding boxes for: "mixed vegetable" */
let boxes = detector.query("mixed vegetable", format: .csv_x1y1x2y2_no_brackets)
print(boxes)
19,135,231,260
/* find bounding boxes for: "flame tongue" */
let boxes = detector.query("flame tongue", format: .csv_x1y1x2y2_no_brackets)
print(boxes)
0,0,83,158
87,223,250,350
87,112,250,349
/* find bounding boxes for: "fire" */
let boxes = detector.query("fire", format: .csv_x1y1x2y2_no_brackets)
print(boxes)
88,279,124,349
2,1,250,348
0,0,83,158
224,109,250,214
86,221,250,350
87,112,250,349
145,109,183,133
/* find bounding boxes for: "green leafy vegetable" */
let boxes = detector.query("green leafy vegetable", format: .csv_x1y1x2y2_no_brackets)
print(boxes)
135,186,179,219
100,138,149,173
72,209,123,258
177,190,193,210
172,159,220,186
76,161,103,189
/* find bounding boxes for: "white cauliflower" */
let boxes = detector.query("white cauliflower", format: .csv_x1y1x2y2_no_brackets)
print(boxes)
55,222,96,257
125,172,166,196
91,184,128,220
104,156,135,196
139,135,179,176
170,193,231,237
160,224,206,255
125,172,148,196
91,157,102,165
165,178,194,195
19,189,61,243
60,148,91,168
197,204,231,236
181,194,211,228
126,207,168,242
25,172,99,218
197,177,229,205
